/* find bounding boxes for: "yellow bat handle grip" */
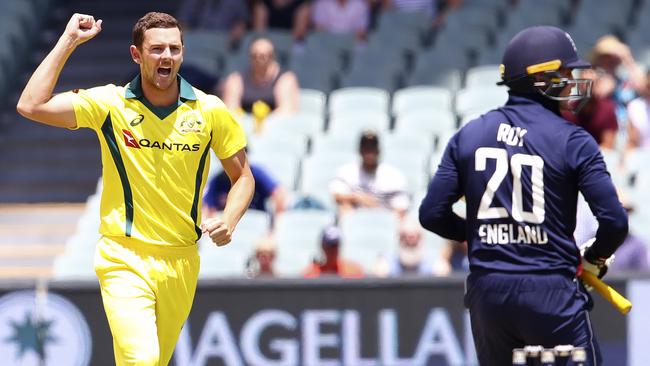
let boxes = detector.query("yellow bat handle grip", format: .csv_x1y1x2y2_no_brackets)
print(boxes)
580,271,632,315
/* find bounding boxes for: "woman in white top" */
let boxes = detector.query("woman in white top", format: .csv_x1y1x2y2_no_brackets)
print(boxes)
626,71,650,149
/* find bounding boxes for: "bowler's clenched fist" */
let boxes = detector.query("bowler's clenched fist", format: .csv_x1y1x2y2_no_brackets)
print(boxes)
201,218,233,246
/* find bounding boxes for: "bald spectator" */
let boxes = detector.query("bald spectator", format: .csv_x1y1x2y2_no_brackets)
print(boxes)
246,234,278,278
221,37,299,119
374,217,435,277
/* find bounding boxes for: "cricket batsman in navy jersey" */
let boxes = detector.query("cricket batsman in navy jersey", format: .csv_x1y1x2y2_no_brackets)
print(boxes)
419,26,628,366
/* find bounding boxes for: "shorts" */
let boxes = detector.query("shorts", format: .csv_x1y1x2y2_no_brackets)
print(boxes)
94,235,200,366
464,271,601,366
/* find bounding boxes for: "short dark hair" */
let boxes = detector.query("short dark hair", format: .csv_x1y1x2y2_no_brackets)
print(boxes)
132,12,182,49
359,130,379,152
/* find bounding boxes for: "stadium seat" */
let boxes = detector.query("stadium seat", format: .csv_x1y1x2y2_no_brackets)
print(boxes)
290,46,341,93
248,129,308,159
394,109,457,139
329,87,391,116
340,67,402,92
304,32,356,65
465,65,502,88
311,130,365,155
328,110,391,135
376,9,431,37
382,131,434,158
299,89,327,117
383,148,430,194
248,150,301,191
455,86,509,118
199,210,271,278
339,208,400,273
182,53,221,78
408,59,464,91
264,112,325,138
299,151,358,210
183,30,230,59
392,86,453,117
274,210,336,276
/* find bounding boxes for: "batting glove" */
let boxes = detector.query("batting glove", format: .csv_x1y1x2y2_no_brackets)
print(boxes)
578,239,614,290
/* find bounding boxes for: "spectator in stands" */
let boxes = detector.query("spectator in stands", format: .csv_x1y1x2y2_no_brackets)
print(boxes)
381,0,462,27
433,239,469,276
303,225,364,278
203,157,287,218
374,217,434,277
312,0,370,42
221,37,299,124
575,191,648,272
589,35,647,124
626,70,650,150
562,68,618,150
253,0,311,42
177,0,250,48
330,130,410,219
246,234,278,278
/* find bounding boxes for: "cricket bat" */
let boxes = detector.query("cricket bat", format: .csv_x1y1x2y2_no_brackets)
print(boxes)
580,271,632,315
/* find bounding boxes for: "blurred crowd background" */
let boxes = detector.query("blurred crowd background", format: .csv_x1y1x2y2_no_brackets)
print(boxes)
0,0,649,280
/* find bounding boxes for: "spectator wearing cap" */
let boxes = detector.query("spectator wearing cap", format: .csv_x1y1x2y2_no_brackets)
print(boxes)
303,225,364,278
589,35,647,125
329,130,410,219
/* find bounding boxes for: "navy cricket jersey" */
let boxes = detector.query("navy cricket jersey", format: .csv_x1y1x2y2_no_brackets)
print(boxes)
419,93,628,275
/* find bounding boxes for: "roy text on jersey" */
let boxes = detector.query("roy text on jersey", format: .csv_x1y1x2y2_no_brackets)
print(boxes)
497,123,527,147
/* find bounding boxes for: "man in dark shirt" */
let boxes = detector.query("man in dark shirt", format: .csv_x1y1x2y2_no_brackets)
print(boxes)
204,163,287,216
419,26,628,366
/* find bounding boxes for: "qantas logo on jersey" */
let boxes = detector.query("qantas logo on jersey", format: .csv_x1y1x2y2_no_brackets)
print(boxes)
121,129,200,151
122,130,140,148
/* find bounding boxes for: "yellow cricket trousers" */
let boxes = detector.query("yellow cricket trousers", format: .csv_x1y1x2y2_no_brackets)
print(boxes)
94,236,200,366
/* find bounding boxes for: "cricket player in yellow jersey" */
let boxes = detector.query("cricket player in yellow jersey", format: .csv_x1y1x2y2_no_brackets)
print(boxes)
16,12,255,365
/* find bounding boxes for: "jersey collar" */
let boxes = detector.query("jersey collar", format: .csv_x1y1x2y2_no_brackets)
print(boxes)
125,74,197,102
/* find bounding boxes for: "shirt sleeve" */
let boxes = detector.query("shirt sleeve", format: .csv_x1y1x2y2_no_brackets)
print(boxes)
419,132,466,241
209,100,247,159
567,129,628,258
251,165,279,196
353,2,369,32
70,85,113,130
329,164,355,195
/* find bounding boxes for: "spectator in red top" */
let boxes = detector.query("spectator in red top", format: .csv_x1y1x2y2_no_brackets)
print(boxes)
563,68,618,150
303,225,364,278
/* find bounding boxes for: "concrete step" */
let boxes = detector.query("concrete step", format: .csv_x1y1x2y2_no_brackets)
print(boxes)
0,204,85,278
0,182,98,202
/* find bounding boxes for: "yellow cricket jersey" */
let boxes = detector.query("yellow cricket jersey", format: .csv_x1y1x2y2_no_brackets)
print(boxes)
71,75,246,247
